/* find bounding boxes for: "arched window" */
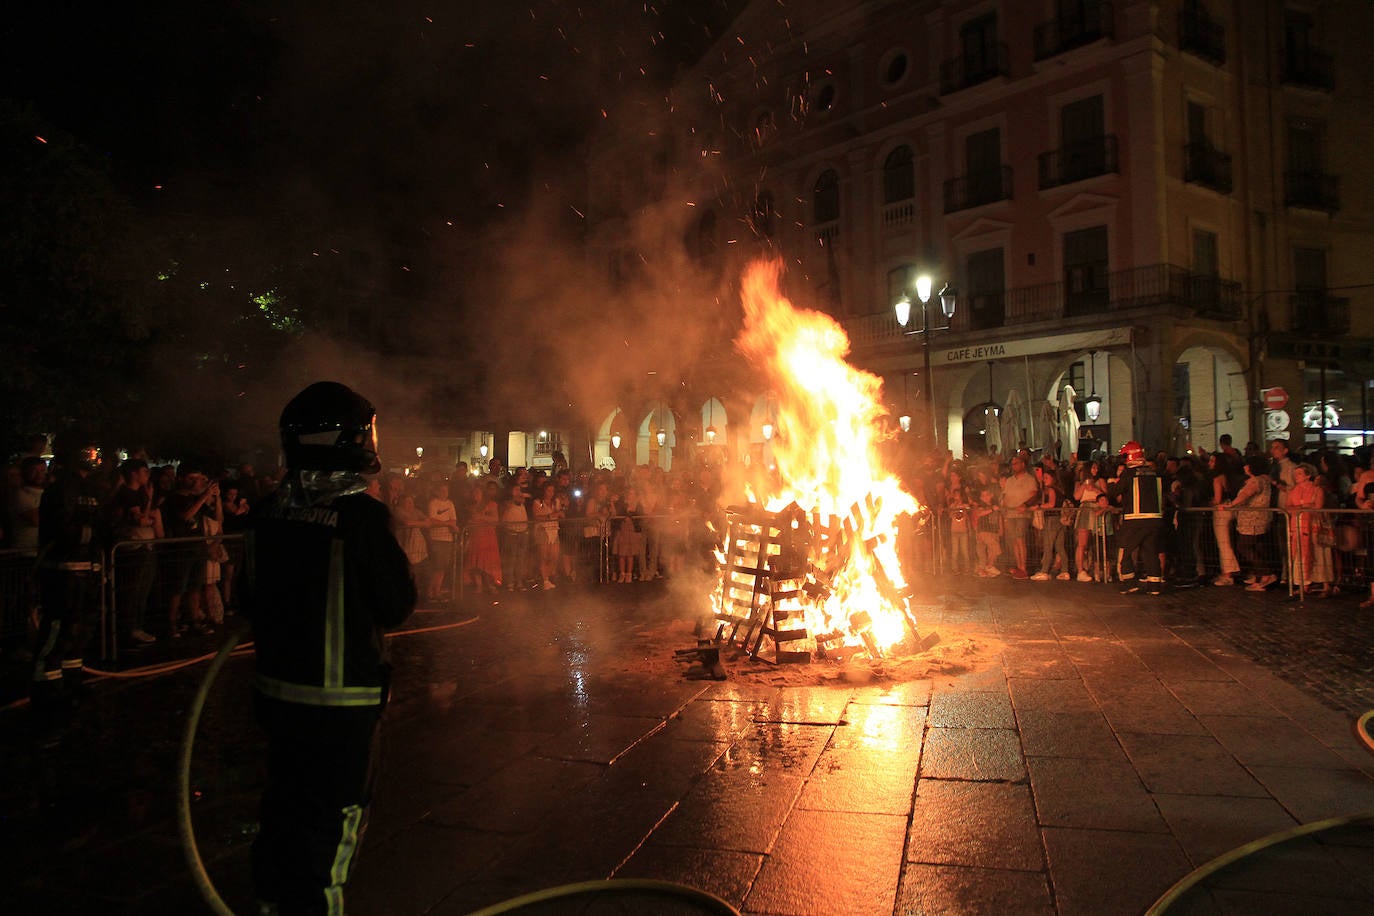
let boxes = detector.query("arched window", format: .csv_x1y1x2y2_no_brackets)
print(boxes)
883,145,915,204
813,170,840,224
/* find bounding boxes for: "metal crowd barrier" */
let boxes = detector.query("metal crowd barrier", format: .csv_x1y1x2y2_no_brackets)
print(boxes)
7,504,1370,665
105,534,244,662
923,504,1369,601
451,512,709,600
0,548,38,654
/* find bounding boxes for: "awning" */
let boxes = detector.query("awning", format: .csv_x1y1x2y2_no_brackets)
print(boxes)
940,327,1133,367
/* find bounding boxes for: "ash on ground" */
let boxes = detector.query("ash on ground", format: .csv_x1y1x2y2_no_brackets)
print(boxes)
611,617,1003,688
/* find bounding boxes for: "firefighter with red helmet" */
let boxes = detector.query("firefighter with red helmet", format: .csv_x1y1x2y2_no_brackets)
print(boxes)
31,433,106,732
1107,440,1167,594
244,381,416,915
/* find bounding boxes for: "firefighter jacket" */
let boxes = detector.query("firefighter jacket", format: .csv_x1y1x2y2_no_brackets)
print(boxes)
37,472,106,571
244,479,416,708
1107,465,1165,522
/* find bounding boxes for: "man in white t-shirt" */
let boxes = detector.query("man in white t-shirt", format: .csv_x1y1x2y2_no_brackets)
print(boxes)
10,456,46,555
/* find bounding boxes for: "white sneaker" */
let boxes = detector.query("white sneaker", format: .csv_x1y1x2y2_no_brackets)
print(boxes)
1212,575,1233,587
130,629,157,644
984,566,1001,577
1030,572,1051,581
543,580,556,590
1056,572,1071,581
1077,570,1093,582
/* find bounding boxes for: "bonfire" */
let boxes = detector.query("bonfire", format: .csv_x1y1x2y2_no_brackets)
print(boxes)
711,260,933,663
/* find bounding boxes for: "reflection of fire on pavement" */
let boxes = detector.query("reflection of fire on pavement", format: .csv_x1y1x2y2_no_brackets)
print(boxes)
705,260,940,664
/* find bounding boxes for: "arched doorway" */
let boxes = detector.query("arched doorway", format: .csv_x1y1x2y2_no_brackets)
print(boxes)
1175,345,1250,453
962,402,1002,456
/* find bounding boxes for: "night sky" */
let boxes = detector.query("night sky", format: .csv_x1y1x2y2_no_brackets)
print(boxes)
3,0,743,239
2,1,749,452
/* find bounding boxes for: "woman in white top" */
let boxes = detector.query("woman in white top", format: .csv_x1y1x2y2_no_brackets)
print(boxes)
530,482,562,590
425,479,458,603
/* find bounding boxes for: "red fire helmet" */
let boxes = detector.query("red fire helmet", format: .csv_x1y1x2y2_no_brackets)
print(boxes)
1119,440,1146,464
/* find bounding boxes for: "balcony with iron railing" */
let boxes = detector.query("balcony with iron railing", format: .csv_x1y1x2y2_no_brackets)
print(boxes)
1034,1,1113,61
1179,10,1226,64
1039,135,1119,189
1290,292,1350,335
840,263,1241,350
943,166,1013,213
1284,170,1340,212
1283,47,1334,90
815,223,840,247
939,42,1010,94
882,200,915,229
1184,142,1232,193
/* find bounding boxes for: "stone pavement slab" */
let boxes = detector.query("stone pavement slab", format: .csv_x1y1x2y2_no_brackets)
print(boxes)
3,577,1374,914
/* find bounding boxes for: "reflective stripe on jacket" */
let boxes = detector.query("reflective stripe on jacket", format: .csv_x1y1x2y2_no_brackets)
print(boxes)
244,489,416,708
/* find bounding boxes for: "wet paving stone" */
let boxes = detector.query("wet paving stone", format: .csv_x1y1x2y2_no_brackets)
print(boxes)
1007,676,1100,713
646,768,805,854
905,779,1042,872
1116,732,1269,798
427,756,604,833
1026,755,1168,833
1196,714,1356,770
614,845,763,910
1043,826,1191,916
1015,709,1127,760
4,581,1374,913
716,720,834,776
920,727,1025,782
848,678,932,707
1152,793,1301,865
533,713,667,764
745,808,907,915
797,742,920,816
928,690,1015,729
1165,679,1280,717
895,863,1055,916
1245,765,1374,822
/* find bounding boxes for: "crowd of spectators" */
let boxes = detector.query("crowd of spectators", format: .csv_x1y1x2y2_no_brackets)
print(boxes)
909,434,1374,605
5,430,1374,659
0,442,729,655
376,459,725,601
1,438,279,653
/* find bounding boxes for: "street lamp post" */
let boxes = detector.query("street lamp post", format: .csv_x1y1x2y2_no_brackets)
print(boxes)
895,275,957,449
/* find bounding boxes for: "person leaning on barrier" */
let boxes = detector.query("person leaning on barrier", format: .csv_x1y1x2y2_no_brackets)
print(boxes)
242,381,416,916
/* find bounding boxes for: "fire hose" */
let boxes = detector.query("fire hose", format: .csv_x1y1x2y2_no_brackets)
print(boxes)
1149,711,1374,912
176,616,479,915
464,879,740,914
171,615,738,914
1145,812,1374,914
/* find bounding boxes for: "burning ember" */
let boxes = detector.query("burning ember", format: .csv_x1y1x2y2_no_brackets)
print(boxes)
712,259,930,663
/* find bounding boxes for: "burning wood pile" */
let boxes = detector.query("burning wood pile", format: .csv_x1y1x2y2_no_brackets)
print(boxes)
703,259,940,665
712,497,934,664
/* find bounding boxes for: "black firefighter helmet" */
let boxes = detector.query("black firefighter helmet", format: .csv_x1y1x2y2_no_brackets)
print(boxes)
280,382,381,474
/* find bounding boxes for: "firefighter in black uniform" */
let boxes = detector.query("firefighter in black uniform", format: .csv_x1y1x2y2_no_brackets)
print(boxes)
244,381,416,915
31,434,106,731
1107,440,1167,594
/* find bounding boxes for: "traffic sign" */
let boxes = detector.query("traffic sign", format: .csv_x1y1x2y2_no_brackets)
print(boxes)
1261,387,1289,410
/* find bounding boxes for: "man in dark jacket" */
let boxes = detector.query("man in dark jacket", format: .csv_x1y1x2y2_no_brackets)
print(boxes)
31,434,106,731
243,381,416,915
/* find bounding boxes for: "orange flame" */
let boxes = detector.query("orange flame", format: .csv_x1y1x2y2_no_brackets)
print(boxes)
728,259,920,653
